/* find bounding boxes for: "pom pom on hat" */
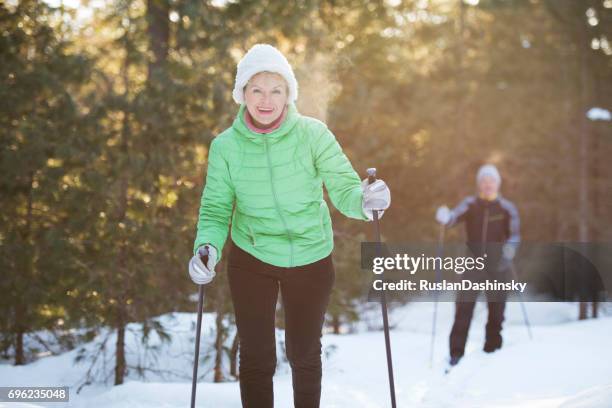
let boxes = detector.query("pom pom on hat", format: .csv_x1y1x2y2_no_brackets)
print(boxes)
232,44,298,105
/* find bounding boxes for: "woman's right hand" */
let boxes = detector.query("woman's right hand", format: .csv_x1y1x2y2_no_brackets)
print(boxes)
188,244,218,285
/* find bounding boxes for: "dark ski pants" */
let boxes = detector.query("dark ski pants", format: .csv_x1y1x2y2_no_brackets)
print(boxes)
227,241,335,408
449,270,508,358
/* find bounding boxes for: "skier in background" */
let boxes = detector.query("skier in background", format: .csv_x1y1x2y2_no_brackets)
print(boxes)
188,44,391,408
435,164,520,367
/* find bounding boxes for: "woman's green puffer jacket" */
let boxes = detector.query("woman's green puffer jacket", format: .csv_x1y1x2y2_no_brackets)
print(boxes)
193,103,368,267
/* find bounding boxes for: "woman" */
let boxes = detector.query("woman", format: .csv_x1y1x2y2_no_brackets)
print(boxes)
188,44,391,408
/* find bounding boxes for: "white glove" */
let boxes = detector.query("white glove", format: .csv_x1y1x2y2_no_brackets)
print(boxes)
188,244,217,285
361,178,391,221
498,243,517,272
502,243,516,261
435,206,451,225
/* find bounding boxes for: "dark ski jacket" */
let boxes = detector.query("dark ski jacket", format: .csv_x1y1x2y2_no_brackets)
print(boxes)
448,195,520,260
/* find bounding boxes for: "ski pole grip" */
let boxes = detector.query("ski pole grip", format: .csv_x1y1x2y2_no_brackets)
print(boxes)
367,167,377,184
198,246,209,263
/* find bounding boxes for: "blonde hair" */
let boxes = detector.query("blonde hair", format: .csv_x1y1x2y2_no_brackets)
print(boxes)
244,71,289,94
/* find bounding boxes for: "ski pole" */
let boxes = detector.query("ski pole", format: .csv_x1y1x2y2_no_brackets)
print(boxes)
367,167,397,408
429,223,446,367
509,263,533,340
191,247,209,408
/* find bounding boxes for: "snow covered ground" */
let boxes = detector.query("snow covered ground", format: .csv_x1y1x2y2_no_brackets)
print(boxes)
1,301,611,407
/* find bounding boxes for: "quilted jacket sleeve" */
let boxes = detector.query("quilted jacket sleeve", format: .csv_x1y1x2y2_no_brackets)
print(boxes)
448,196,475,227
313,127,369,221
193,138,236,258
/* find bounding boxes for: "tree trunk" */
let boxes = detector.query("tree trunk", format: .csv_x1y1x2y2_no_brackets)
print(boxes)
114,32,131,385
14,303,25,366
578,302,588,320
578,20,590,247
146,0,169,81
114,306,126,385
14,332,24,365
332,314,341,335
14,173,35,365
577,8,592,320
229,332,239,378
214,312,225,383
454,0,467,149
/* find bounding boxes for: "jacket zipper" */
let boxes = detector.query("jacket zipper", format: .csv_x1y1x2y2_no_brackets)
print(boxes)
263,137,294,266
481,206,489,257
319,201,326,241
248,225,257,247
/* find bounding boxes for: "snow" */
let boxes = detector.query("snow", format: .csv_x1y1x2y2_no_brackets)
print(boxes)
586,107,611,121
560,385,612,408
1,301,611,407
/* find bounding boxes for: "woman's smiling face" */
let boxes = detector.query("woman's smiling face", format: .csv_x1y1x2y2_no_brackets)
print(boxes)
244,72,288,127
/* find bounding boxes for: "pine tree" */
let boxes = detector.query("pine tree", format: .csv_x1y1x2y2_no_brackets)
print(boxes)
0,0,93,364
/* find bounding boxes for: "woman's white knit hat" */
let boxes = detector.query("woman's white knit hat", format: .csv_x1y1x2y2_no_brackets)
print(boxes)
476,164,501,186
232,44,298,105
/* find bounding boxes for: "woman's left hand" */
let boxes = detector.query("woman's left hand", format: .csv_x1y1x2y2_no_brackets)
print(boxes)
361,178,391,220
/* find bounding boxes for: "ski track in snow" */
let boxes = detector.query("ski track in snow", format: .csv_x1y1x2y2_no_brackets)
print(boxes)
1,302,611,407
